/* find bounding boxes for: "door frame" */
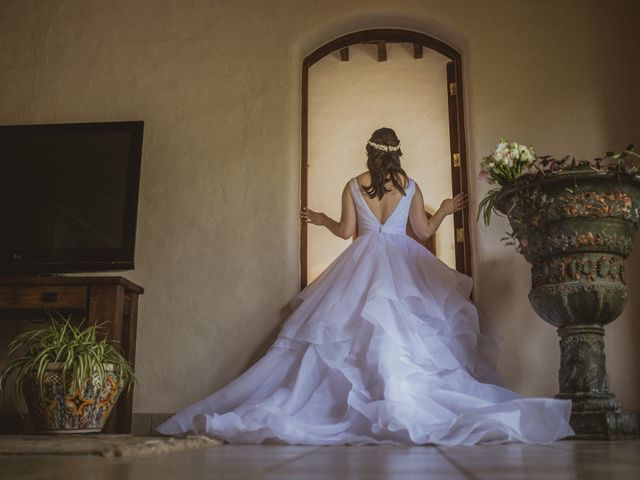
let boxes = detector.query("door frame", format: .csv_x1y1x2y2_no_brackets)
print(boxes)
300,28,471,289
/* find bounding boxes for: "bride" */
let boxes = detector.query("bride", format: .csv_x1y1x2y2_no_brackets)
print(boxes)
157,127,575,445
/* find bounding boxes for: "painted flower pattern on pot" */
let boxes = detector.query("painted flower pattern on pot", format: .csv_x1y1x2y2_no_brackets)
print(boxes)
24,364,124,433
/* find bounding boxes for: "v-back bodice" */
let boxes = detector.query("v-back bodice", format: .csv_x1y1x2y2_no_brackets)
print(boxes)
349,177,415,235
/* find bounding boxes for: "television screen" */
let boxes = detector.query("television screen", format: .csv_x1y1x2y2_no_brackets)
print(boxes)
0,121,144,274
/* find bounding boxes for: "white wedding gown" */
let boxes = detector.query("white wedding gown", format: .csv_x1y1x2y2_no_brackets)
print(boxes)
157,177,575,445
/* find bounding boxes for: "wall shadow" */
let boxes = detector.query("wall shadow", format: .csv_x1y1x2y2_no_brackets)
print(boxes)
583,1,640,410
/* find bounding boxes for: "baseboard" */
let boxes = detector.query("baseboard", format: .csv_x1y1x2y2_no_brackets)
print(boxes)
0,413,174,436
0,413,36,434
131,413,174,436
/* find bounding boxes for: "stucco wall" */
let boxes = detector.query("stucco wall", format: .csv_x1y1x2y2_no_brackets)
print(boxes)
0,0,638,414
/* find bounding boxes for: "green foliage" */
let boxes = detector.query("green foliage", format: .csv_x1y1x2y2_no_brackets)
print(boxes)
605,144,640,175
477,187,502,226
477,144,640,231
0,312,136,415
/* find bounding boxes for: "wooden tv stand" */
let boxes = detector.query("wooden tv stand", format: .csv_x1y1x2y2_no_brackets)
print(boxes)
0,275,143,434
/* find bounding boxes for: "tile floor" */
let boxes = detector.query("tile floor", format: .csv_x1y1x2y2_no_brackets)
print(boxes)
2,439,640,479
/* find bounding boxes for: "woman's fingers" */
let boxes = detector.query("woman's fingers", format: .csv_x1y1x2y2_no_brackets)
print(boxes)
448,193,467,213
299,207,315,223
455,193,468,206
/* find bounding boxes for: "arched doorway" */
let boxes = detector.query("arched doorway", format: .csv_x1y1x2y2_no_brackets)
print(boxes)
300,29,471,289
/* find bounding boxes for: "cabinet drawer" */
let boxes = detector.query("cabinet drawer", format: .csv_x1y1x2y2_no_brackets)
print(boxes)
0,286,87,309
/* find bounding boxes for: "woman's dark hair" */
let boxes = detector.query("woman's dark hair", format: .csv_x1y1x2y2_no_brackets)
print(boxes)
363,127,409,200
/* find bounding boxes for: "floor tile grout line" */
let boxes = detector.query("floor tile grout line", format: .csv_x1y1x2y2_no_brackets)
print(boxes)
436,446,481,480
538,440,640,466
538,442,577,452
249,445,326,479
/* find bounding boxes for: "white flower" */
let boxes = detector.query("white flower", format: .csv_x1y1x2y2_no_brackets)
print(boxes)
367,140,400,152
494,142,509,156
480,138,538,185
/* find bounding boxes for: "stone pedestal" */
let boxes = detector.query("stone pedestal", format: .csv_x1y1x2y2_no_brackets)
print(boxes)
567,411,639,439
554,325,639,438
495,170,640,439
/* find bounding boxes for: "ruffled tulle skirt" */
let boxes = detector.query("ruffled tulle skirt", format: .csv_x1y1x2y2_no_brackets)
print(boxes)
156,233,574,445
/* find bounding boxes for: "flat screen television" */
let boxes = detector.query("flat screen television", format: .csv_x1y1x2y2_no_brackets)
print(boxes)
0,121,144,275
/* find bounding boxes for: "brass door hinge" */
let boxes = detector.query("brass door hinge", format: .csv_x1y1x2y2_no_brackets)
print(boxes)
456,228,465,243
452,153,461,167
448,82,457,96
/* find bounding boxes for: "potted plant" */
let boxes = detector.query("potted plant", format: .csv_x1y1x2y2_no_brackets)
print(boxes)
0,313,135,434
478,140,640,439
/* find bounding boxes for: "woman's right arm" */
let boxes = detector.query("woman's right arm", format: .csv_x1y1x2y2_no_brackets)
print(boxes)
409,183,467,241
299,182,356,240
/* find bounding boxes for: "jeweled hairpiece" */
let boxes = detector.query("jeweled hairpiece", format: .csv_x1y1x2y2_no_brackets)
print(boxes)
367,140,401,152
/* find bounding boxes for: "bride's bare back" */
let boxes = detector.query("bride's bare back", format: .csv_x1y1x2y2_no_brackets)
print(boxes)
354,171,408,225
300,171,466,241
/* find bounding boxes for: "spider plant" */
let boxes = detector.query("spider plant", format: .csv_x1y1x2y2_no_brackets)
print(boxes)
0,313,135,415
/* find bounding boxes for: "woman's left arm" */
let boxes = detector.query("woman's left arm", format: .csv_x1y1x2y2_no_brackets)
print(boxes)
409,183,467,240
299,182,356,240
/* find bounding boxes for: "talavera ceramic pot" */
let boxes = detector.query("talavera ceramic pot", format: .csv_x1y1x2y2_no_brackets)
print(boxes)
494,168,640,438
23,363,124,434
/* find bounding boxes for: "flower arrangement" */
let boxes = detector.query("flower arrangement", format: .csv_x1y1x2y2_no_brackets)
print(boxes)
477,140,640,228
479,139,537,186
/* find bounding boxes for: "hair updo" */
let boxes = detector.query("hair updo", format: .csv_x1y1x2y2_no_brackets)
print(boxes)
363,127,409,200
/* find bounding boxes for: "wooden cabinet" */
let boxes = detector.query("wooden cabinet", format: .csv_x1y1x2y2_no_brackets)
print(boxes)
0,286,88,309
0,276,143,434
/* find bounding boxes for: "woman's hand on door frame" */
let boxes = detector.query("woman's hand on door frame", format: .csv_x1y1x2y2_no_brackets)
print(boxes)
300,207,325,226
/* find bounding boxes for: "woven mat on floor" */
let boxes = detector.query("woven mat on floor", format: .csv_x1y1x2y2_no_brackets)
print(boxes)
0,434,222,457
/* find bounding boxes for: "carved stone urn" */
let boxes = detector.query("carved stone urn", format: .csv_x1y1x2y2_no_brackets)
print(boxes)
495,168,640,438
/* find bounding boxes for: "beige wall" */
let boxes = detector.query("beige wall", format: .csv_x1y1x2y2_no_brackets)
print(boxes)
0,0,638,414
308,43,454,281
